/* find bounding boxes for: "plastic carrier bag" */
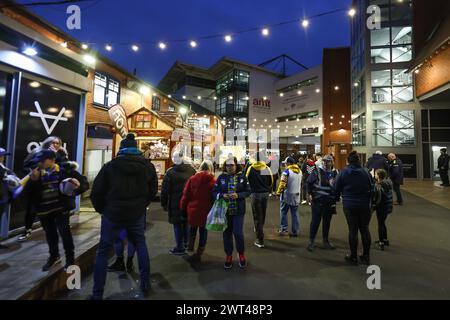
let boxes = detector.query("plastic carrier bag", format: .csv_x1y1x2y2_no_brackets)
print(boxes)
206,197,229,232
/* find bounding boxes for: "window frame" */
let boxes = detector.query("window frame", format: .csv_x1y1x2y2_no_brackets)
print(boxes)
93,72,121,109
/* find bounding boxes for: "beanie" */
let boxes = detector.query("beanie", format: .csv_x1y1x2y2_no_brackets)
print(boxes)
120,133,138,150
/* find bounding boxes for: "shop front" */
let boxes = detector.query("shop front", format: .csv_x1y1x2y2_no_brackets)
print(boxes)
0,8,91,233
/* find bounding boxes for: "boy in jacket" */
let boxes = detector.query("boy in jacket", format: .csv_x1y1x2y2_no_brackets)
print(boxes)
276,157,302,237
246,151,273,248
306,155,339,252
374,169,393,250
28,149,89,271
213,157,251,269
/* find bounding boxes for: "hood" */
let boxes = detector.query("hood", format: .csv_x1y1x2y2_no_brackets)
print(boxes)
112,155,149,175
195,171,214,183
59,160,79,171
380,178,393,190
173,163,194,173
251,161,268,171
306,160,316,166
347,164,365,175
288,164,300,174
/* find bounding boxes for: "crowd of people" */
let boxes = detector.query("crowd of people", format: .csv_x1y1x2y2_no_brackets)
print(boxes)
0,132,430,300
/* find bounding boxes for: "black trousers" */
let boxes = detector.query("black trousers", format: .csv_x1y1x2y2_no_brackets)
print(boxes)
251,193,269,242
375,208,388,241
24,201,37,231
309,203,333,241
343,207,372,258
393,183,403,204
439,169,449,186
39,211,74,259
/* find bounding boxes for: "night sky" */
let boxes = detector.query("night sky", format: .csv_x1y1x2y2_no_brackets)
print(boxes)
24,0,352,85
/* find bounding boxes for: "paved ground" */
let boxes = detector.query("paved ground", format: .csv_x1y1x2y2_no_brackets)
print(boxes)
60,188,450,300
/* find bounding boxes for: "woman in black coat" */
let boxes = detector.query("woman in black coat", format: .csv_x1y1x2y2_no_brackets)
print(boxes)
161,155,196,255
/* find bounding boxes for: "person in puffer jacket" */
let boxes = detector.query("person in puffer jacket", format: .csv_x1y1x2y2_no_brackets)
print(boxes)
335,151,374,266
212,156,251,270
246,151,273,248
161,152,196,256
306,155,339,252
373,169,393,251
276,157,302,236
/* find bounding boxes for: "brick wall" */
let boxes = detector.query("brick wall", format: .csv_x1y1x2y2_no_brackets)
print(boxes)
321,47,352,149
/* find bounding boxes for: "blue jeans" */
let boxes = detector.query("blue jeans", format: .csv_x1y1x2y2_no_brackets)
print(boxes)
190,226,208,248
173,223,189,251
280,201,299,235
114,232,136,258
92,214,149,299
223,214,245,256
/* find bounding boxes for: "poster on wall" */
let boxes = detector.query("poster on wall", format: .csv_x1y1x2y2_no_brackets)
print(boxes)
278,76,321,117
11,78,81,230
396,154,417,179
14,78,81,174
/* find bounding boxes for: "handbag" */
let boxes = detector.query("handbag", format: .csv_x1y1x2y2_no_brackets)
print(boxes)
206,197,229,232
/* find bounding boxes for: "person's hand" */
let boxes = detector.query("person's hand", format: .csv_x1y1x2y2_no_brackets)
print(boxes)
230,193,238,200
30,168,40,181
308,195,313,203
69,178,80,189
49,145,58,153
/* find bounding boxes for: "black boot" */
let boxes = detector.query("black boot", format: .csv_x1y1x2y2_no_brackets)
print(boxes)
344,254,358,266
187,235,196,252
359,255,371,265
107,257,125,272
64,255,75,270
126,256,134,273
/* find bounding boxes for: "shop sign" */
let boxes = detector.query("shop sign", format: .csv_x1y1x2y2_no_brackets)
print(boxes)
302,127,319,135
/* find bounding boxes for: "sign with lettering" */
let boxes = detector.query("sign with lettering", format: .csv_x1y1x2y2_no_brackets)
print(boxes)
108,104,129,139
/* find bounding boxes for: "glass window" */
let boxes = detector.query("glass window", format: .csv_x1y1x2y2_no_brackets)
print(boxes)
391,1,412,21
373,110,415,146
371,48,391,64
93,73,120,108
135,113,153,128
392,69,412,86
392,45,412,62
372,70,391,87
93,73,107,105
391,27,412,45
371,28,390,47
168,104,175,112
352,113,366,146
152,96,160,111
372,87,392,104
392,86,413,103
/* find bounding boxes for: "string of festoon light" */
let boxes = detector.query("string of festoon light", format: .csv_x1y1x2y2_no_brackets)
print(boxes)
57,6,357,53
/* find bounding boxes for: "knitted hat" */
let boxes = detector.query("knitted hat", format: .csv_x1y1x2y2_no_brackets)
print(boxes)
33,149,56,163
283,156,295,165
120,133,137,150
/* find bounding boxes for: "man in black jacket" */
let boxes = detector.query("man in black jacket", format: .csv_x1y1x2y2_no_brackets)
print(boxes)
366,151,389,174
90,133,158,300
438,148,450,187
388,153,404,205
246,151,273,248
